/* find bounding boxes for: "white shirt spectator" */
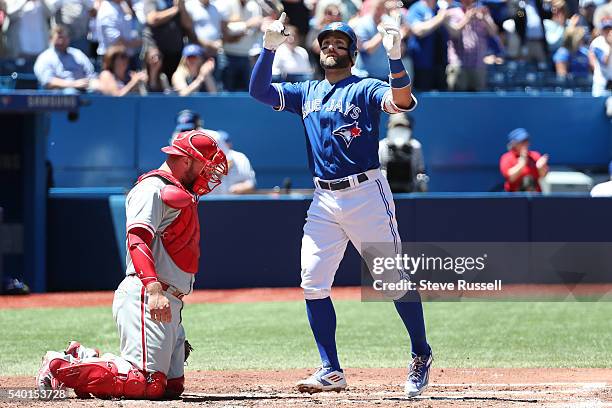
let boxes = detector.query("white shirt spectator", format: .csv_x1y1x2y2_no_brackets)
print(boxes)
590,35,612,97
6,0,52,58
206,131,256,195
591,180,612,196
213,149,256,194
272,43,313,77
185,0,222,43
96,0,137,56
214,0,262,57
34,45,95,86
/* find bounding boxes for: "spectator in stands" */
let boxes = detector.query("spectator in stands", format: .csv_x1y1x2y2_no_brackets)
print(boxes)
280,0,310,40
52,0,95,54
590,18,612,96
97,44,147,95
594,0,612,29
184,0,223,58
446,0,498,91
142,0,192,80
171,43,216,95
34,24,96,92
216,0,263,91
272,24,313,82
143,46,171,93
499,128,549,192
379,113,428,193
311,0,359,24
407,0,457,91
506,0,552,66
208,131,257,195
5,0,53,63
96,0,142,67
353,0,402,80
0,0,6,57
579,0,598,33
543,0,572,54
590,160,612,196
306,3,343,79
553,26,591,80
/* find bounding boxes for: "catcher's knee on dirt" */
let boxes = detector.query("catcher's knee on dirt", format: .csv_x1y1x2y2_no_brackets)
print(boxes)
49,359,167,399
165,376,184,398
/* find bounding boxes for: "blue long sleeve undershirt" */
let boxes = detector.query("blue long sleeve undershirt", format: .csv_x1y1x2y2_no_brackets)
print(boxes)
249,48,281,107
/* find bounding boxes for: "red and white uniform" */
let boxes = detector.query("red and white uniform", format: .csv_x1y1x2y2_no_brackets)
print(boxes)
114,170,199,379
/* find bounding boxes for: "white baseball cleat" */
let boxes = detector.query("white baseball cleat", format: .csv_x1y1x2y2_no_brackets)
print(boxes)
36,351,66,391
296,367,347,394
404,351,433,397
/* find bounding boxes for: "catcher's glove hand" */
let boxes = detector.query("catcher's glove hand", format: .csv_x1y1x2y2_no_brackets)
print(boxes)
185,340,193,363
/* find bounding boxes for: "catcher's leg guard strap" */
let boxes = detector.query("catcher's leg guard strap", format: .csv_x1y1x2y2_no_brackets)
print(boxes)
50,359,124,398
165,376,184,399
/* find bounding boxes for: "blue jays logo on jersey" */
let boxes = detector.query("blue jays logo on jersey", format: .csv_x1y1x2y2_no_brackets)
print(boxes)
332,121,362,148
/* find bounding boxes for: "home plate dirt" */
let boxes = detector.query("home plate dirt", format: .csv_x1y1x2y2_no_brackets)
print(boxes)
2,368,611,407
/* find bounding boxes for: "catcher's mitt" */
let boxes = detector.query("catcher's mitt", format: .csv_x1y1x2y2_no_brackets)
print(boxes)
185,340,194,363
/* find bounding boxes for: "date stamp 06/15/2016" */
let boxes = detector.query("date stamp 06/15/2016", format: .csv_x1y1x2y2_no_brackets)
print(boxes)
0,388,69,401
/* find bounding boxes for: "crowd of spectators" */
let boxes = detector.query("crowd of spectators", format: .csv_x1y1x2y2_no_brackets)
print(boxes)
2,0,612,95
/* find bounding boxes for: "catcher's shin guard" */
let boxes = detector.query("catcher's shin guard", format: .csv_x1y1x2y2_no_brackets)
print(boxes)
49,358,167,399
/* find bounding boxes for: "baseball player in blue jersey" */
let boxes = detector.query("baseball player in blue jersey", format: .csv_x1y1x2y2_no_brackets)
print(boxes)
249,13,432,398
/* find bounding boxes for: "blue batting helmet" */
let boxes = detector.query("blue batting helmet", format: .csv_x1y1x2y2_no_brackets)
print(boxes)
317,22,358,62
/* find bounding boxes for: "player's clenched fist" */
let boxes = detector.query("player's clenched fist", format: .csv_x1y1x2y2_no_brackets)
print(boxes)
380,14,402,60
263,12,289,51
146,282,172,323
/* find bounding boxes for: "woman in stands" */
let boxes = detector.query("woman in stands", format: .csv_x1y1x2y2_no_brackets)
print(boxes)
143,47,171,93
171,44,217,96
97,45,147,96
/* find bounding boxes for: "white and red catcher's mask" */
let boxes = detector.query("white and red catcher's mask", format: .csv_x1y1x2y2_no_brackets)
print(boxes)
161,130,228,195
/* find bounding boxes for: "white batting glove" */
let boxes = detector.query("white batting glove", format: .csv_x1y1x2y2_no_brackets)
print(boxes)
381,14,402,60
263,12,289,51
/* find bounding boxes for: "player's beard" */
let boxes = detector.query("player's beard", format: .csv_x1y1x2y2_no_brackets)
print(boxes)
320,53,352,70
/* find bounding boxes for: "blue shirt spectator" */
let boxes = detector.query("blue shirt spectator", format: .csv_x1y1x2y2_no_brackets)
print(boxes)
34,25,95,91
553,45,590,75
353,0,392,80
407,0,453,90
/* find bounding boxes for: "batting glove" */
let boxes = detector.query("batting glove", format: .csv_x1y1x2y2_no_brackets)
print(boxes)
380,14,402,60
263,12,289,51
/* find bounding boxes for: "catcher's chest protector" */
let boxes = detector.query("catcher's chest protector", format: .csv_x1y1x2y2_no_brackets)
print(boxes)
137,170,200,274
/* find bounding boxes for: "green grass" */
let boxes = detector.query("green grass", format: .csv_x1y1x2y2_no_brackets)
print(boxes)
1,301,611,376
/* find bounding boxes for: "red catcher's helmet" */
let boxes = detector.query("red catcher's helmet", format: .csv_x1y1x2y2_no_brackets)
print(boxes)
161,130,228,195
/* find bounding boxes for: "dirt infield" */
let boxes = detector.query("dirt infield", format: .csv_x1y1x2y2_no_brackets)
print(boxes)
2,287,611,406
2,368,611,407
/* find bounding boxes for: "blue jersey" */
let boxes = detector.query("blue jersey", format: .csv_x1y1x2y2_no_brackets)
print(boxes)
272,75,416,180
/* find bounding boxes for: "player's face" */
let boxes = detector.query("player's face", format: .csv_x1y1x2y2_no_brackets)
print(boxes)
182,158,206,190
320,33,352,70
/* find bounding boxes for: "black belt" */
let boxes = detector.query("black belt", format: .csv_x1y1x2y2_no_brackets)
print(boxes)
317,173,369,191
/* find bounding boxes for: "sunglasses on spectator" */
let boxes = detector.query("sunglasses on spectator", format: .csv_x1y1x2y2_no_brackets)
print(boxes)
116,53,129,59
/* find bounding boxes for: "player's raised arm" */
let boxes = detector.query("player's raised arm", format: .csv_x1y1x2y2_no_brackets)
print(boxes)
248,12,289,106
381,14,414,110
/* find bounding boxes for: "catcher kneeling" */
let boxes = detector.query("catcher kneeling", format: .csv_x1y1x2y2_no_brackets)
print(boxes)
36,131,227,399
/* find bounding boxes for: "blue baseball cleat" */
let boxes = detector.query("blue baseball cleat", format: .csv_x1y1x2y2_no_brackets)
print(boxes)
404,351,433,397
296,366,347,394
